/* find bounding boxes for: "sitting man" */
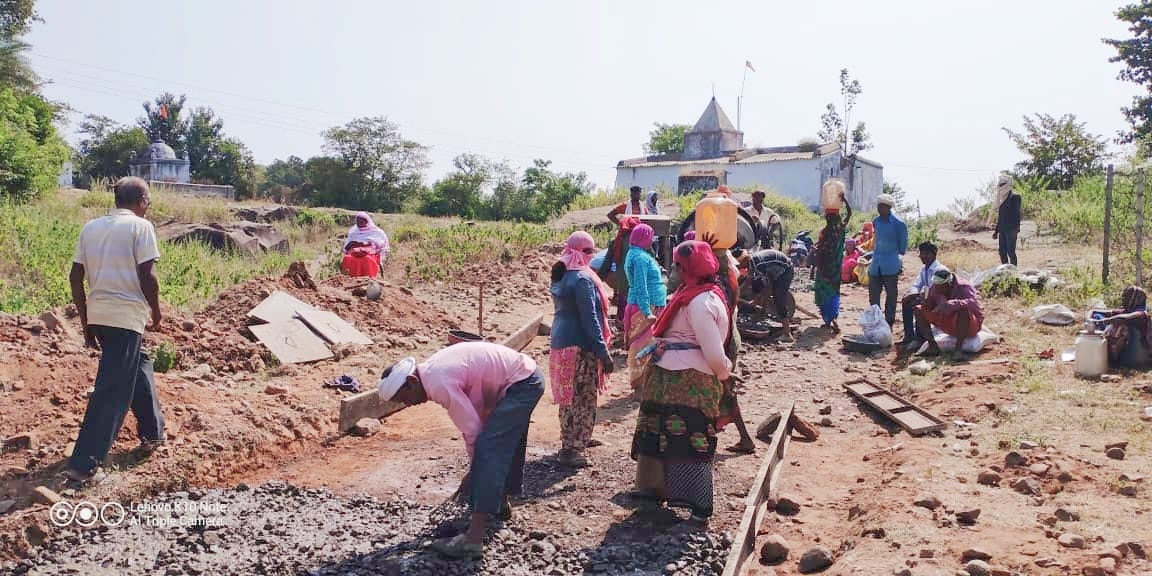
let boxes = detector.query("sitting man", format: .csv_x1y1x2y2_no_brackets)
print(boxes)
900,241,948,350
342,212,391,277
735,248,797,341
377,342,543,559
914,268,984,356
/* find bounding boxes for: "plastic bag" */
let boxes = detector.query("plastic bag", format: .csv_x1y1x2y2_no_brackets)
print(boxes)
858,304,893,347
1031,304,1076,326
932,328,999,353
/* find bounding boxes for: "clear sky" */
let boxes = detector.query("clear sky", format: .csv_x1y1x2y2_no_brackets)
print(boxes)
26,0,1143,213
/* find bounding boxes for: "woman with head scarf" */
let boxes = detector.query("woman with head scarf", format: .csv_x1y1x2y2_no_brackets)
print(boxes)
645,190,660,215
1103,286,1152,368
606,216,642,322
623,224,668,388
630,240,737,526
341,212,391,277
841,237,860,283
549,231,615,468
811,196,852,332
855,221,875,252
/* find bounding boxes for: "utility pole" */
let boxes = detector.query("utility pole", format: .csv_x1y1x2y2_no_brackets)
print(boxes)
1137,168,1146,288
1103,164,1114,285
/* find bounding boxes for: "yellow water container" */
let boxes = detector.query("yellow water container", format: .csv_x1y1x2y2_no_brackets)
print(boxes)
821,178,846,214
694,192,738,249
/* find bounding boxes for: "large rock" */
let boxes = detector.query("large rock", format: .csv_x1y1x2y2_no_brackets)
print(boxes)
233,205,298,223
158,222,289,257
351,418,381,437
760,534,790,564
1057,533,1086,549
965,559,991,576
798,547,834,573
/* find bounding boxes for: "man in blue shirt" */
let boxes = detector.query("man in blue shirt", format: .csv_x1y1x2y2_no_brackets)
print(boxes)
868,194,908,327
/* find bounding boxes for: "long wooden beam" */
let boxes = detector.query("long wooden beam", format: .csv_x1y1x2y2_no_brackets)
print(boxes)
336,314,545,433
721,401,796,576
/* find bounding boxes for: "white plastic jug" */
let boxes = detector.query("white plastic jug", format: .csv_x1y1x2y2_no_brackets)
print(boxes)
821,178,846,214
1074,332,1107,378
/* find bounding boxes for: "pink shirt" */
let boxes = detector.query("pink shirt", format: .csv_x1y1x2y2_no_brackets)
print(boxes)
416,342,539,458
654,292,732,379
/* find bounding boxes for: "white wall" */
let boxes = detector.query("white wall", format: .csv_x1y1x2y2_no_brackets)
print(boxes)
615,159,825,207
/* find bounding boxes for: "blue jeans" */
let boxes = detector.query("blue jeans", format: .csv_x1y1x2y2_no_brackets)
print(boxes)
70,325,166,474
470,370,543,515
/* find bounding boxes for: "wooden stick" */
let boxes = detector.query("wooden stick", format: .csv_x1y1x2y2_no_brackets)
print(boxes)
793,303,820,320
478,281,485,336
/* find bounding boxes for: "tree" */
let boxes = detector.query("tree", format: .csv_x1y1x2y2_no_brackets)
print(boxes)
1104,1,1152,145
185,106,223,176
645,123,690,155
883,180,915,214
0,87,69,199
0,0,40,93
419,153,506,218
75,114,149,182
1002,113,1107,189
816,69,872,155
261,155,307,202
319,117,429,212
519,159,593,221
137,93,188,155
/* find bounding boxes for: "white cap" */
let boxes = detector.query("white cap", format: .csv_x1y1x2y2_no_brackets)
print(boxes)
876,193,896,207
377,357,416,402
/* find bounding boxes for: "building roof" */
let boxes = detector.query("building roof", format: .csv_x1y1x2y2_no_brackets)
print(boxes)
616,141,875,169
691,97,738,133
147,141,177,160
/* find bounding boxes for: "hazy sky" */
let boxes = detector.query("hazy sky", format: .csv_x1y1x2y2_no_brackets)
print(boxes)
27,0,1143,213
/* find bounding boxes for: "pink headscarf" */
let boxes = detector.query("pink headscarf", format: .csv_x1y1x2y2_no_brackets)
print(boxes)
629,223,655,249
559,231,596,270
557,230,613,354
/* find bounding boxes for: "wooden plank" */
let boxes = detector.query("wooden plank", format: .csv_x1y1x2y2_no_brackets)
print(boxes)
869,395,906,412
295,308,374,346
721,402,796,576
336,315,544,434
248,291,316,324
845,382,881,396
249,319,333,365
503,314,544,353
842,380,946,436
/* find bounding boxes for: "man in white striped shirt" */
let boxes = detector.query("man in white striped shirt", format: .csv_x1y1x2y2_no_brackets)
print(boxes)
899,241,947,350
66,176,166,483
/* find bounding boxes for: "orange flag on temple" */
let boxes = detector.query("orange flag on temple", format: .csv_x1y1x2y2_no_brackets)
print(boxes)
159,105,168,120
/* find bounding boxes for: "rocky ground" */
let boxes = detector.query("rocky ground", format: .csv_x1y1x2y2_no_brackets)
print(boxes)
0,482,731,576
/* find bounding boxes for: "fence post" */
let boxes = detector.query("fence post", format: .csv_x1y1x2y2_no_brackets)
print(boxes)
1138,169,1146,288
1103,164,1114,285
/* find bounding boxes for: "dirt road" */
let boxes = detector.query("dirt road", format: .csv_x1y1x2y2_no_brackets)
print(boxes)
2,236,1150,576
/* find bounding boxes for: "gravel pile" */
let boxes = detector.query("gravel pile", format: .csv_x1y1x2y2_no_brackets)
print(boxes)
2,483,732,576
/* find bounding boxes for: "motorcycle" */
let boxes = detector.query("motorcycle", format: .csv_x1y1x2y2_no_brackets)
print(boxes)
788,230,814,268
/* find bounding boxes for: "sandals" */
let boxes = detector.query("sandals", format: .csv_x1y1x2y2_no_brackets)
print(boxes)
724,443,756,455
430,534,483,560
557,449,590,468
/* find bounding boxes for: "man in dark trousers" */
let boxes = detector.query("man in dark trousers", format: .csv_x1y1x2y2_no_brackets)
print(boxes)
993,174,1022,266
66,176,165,483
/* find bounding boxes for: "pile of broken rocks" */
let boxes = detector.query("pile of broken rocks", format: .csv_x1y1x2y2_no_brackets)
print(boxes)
1,482,733,576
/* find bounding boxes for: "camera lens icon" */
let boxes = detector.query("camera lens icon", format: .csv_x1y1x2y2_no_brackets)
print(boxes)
49,501,74,527
100,502,126,527
73,502,99,527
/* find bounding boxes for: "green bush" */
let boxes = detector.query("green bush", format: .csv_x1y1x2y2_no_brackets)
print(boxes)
0,89,71,200
153,341,179,373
